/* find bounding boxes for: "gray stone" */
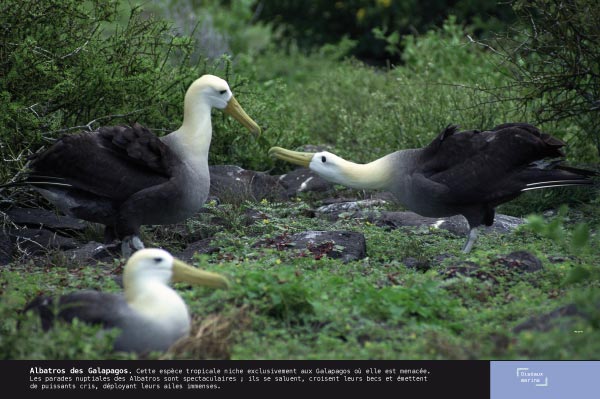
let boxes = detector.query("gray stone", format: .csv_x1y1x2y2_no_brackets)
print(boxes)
176,238,220,262
209,165,285,202
62,242,119,265
315,204,525,236
9,228,78,255
316,199,388,215
402,257,431,271
277,169,333,198
0,230,13,266
6,207,86,231
493,251,543,273
513,304,587,333
286,230,367,263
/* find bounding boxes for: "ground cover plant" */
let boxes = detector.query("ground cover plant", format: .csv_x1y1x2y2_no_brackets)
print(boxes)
1,0,598,360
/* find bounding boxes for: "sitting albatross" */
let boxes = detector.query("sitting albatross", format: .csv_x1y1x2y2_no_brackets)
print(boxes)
24,248,229,354
18,75,260,255
269,123,596,253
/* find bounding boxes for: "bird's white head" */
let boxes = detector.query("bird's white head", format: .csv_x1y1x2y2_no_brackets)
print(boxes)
189,75,232,110
123,248,229,303
268,146,394,190
309,151,352,185
269,147,355,185
184,75,261,136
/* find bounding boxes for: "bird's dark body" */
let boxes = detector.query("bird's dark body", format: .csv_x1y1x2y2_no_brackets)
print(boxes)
389,123,594,230
25,292,186,353
27,124,199,241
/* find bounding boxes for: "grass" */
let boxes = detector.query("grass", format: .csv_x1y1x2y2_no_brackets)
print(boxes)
1,6,598,360
1,196,599,360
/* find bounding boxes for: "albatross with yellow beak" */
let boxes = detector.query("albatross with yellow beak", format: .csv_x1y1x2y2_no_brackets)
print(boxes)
270,123,596,253
25,248,229,354
16,75,260,255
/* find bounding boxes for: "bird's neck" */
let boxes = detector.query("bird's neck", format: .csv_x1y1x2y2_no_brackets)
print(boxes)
332,154,397,190
127,282,189,323
163,100,212,165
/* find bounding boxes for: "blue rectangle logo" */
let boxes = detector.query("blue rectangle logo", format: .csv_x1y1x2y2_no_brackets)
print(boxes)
491,361,600,399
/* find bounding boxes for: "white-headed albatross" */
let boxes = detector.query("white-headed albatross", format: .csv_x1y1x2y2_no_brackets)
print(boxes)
269,123,596,253
24,248,229,354
20,75,260,256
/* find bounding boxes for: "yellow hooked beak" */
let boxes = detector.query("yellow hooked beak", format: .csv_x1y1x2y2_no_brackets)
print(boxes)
268,146,315,168
171,259,230,289
224,96,261,136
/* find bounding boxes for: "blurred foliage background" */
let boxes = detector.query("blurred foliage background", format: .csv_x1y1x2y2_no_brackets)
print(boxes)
1,0,598,184
1,0,599,361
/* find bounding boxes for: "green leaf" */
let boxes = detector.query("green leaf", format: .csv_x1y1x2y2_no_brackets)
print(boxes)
563,266,591,286
571,223,590,250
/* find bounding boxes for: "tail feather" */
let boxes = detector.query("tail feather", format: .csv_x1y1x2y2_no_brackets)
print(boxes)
1,175,71,190
519,163,596,192
522,180,592,192
556,165,599,177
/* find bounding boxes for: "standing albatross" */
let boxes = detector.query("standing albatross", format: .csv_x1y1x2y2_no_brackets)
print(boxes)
17,75,260,255
269,123,596,253
24,248,229,354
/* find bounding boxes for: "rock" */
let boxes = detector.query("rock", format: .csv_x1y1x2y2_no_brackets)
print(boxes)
6,207,86,231
493,251,543,273
62,242,119,265
176,238,220,262
315,206,525,236
402,257,431,271
284,230,367,263
277,169,333,198
209,165,285,202
513,304,586,333
9,228,78,255
443,261,499,284
443,251,543,283
0,230,13,266
315,199,388,215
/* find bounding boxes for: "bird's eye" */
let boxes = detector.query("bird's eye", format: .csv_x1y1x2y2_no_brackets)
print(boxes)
321,156,327,163
153,257,163,263
219,90,227,95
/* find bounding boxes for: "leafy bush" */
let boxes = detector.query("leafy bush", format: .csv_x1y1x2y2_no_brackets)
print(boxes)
254,0,515,63
0,0,280,181
487,0,600,159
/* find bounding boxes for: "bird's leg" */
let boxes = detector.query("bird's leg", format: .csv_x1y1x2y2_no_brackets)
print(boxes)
103,226,117,244
121,235,145,258
462,227,478,253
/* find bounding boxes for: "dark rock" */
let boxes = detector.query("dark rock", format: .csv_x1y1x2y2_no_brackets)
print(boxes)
493,251,543,273
9,228,78,255
513,304,587,333
287,230,367,263
315,206,524,236
209,165,285,202
0,230,13,266
443,261,499,284
315,199,388,215
62,242,119,265
402,257,431,271
6,207,86,231
176,238,220,262
277,169,333,198
443,251,542,284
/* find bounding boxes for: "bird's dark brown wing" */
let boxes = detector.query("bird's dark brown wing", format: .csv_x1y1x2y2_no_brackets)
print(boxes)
28,124,179,201
24,291,131,330
418,123,567,204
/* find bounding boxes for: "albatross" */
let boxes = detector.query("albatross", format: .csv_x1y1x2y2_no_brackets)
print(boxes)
14,75,260,255
25,248,229,354
269,123,596,253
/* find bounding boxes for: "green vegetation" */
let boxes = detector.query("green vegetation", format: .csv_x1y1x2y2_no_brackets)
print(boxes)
1,0,598,359
2,200,599,359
